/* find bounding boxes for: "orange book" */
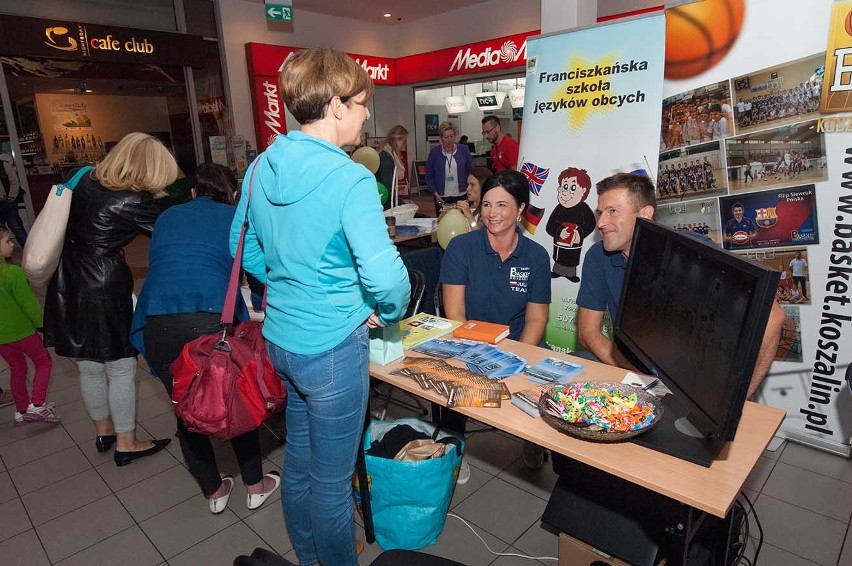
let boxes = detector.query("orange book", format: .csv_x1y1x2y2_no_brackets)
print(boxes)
453,320,510,344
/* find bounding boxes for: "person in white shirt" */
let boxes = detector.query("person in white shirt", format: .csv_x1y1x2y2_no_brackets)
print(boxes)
789,251,809,300
708,104,729,140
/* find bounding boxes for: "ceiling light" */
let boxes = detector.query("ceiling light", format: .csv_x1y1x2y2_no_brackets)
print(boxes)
383,13,391,18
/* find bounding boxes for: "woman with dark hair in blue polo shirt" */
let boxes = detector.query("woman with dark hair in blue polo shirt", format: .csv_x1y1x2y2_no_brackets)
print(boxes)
438,169,551,479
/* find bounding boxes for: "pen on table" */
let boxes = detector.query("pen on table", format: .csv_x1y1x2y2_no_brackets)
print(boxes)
642,378,660,391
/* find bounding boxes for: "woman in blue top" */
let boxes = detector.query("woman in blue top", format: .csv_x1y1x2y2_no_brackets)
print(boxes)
425,121,473,216
230,48,410,566
131,163,280,515
438,170,552,478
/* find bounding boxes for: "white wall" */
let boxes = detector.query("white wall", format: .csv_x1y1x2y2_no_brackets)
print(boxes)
218,1,397,150
218,0,542,164
392,0,541,57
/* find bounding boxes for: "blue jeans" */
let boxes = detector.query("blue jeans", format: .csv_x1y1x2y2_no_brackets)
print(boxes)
0,200,27,246
266,324,369,566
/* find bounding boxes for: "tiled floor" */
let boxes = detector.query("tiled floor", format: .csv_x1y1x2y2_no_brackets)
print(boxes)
1,352,852,566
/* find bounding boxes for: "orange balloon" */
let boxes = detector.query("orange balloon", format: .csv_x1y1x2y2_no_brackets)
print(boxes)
665,0,745,80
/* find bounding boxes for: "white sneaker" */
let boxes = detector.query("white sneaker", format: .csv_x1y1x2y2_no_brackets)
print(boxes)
456,458,471,485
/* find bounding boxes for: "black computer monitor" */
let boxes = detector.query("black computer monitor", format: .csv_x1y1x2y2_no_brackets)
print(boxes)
615,219,779,466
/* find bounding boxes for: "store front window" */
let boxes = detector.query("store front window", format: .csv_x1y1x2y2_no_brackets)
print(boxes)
1,57,194,214
414,76,526,167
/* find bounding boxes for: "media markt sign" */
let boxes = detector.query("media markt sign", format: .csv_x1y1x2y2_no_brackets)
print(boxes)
265,3,292,21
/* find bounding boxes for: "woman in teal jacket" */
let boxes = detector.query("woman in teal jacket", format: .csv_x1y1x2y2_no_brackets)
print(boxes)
230,48,409,566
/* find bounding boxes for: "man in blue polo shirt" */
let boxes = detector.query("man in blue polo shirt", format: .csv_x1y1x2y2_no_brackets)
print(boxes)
576,173,784,398
723,202,757,249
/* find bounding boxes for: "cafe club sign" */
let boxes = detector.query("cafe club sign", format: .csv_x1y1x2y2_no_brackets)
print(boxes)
247,30,537,150
0,15,210,68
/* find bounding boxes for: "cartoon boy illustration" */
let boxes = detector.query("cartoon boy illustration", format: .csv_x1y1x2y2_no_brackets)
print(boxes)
545,167,596,282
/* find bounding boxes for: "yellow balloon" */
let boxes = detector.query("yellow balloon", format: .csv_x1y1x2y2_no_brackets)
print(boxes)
351,146,380,173
437,209,470,249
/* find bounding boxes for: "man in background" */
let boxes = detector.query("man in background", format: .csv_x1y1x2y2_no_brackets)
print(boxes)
789,250,809,301
481,115,518,172
576,173,784,399
0,152,28,247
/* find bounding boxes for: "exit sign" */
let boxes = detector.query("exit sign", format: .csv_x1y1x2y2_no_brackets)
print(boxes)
265,3,292,21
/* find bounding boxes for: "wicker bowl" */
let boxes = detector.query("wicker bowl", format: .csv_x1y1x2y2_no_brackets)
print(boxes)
384,203,419,224
537,382,663,443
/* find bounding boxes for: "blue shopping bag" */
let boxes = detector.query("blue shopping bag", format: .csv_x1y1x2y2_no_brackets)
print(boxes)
363,417,464,550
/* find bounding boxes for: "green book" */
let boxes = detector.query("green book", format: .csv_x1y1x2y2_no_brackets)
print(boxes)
399,313,461,349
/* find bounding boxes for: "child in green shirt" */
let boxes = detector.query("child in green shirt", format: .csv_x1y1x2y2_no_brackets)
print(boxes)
0,226,59,426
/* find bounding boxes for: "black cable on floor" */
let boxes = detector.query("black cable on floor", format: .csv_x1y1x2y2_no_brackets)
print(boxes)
737,491,762,565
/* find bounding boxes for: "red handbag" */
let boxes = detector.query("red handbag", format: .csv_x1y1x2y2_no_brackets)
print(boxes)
170,164,286,440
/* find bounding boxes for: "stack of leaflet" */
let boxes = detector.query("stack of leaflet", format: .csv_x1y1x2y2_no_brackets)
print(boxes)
457,343,527,379
511,388,544,418
397,218,437,235
411,337,480,358
524,357,585,385
412,338,528,379
389,356,510,408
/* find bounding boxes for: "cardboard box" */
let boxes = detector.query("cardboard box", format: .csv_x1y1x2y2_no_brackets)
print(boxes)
558,533,631,566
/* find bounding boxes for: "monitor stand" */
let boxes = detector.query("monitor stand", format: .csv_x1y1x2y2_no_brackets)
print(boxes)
632,394,724,467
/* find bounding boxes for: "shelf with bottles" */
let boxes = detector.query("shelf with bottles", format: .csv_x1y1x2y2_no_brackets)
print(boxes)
18,131,42,143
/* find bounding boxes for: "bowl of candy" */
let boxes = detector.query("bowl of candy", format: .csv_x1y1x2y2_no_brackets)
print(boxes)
537,382,662,442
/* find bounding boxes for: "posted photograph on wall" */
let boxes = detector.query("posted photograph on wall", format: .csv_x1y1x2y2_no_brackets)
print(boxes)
719,185,819,251
736,246,813,306
660,199,722,246
731,52,824,135
724,120,827,194
425,114,439,137
776,306,803,363
660,80,735,151
658,141,727,203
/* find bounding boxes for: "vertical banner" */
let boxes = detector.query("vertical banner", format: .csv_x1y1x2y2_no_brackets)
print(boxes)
658,0,850,456
518,15,666,352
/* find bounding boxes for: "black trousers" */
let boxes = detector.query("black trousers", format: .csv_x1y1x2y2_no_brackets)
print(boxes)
431,403,468,436
144,312,263,497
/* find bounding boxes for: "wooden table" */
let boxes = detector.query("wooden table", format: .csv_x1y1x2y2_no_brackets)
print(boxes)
367,339,785,563
391,230,436,246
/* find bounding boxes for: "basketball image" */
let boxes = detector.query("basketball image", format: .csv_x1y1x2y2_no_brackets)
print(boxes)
732,231,749,244
665,0,745,80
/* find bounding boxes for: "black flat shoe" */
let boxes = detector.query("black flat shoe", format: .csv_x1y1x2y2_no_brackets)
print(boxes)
114,438,171,467
95,435,117,453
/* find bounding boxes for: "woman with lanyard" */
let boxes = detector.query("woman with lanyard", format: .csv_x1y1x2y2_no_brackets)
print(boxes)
425,121,473,216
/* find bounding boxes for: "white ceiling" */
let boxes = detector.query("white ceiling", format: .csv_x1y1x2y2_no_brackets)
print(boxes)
293,0,494,24
293,1,667,24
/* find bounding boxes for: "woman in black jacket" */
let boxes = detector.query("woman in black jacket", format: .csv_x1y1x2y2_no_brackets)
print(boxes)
44,132,177,466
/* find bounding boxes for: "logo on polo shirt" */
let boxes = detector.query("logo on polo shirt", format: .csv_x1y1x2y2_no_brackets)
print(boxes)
508,266,530,293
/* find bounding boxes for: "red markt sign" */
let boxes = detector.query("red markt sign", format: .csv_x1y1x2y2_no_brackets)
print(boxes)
245,31,538,150
246,43,396,84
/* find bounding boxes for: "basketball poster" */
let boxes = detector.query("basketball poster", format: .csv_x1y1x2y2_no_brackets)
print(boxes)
719,185,819,250
663,0,852,458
